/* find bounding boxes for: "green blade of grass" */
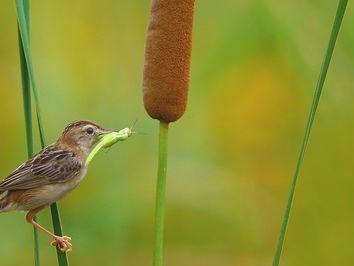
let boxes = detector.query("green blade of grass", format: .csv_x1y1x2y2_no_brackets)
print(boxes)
15,0,46,145
272,1,348,265
17,0,40,265
15,1,69,265
18,0,31,157
153,121,169,266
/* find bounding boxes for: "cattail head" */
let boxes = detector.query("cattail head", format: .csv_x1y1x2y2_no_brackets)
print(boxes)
143,0,195,123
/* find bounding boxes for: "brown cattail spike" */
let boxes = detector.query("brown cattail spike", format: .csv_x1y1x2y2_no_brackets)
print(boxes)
143,0,195,123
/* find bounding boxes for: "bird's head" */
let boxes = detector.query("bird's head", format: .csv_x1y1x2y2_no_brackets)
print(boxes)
57,120,114,155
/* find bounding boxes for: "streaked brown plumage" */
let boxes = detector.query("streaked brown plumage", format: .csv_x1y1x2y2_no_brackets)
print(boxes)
0,120,115,252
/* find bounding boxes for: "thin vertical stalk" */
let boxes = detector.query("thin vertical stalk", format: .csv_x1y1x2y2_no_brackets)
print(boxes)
19,0,31,157
272,1,348,265
50,203,68,265
15,1,69,265
15,0,46,145
18,0,40,265
153,121,169,266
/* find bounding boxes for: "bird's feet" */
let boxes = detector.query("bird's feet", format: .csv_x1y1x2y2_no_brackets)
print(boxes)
50,235,72,252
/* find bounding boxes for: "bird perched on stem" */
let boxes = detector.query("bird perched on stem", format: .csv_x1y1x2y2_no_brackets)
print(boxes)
0,120,129,252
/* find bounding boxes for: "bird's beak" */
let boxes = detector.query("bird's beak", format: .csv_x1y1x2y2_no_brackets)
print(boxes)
98,129,117,138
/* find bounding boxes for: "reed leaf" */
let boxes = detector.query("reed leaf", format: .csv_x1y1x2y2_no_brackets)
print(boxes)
17,1,41,265
15,0,69,265
272,1,348,265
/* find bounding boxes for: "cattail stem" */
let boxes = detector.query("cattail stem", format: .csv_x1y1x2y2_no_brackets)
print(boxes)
153,121,169,266
143,1,194,264
272,0,348,265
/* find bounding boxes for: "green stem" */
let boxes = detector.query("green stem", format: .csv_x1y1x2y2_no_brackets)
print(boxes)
15,0,46,146
153,121,169,266
50,203,68,265
19,0,32,158
272,1,348,265
15,1,69,265
17,0,40,265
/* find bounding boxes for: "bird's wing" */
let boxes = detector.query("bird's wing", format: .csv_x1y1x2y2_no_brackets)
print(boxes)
0,145,82,191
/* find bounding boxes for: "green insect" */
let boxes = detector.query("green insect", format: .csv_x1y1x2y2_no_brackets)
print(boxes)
85,127,133,166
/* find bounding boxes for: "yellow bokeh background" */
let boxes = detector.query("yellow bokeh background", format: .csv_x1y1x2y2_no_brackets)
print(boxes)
1,1,354,265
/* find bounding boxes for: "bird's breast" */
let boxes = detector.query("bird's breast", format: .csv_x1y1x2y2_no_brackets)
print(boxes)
65,166,87,188
50,166,88,200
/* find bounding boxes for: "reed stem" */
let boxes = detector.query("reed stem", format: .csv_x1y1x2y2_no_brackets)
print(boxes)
15,0,69,265
17,0,40,264
272,1,348,265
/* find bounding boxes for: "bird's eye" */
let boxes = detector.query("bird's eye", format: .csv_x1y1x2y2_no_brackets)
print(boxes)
86,127,94,135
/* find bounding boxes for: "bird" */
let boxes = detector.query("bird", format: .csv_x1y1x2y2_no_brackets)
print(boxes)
0,120,119,252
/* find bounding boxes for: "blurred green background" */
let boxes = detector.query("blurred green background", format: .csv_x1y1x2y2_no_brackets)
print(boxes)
1,1,354,265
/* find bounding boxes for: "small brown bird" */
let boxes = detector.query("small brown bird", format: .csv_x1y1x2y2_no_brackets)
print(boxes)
0,120,118,252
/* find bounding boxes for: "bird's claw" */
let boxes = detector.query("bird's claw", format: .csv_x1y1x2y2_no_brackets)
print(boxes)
51,235,72,252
